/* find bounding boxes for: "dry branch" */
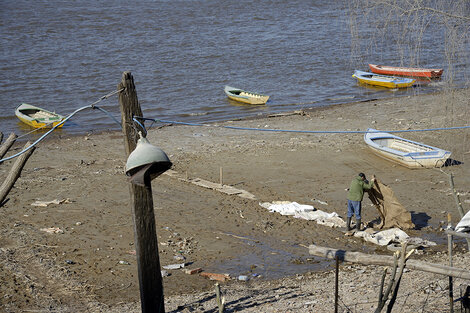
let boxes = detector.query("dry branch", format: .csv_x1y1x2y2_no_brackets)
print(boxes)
309,244,470,280
0,141,35,205
0,132,17,159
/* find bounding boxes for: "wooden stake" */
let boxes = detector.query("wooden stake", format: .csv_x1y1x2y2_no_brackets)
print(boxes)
448,213,454,313
334,256,339,313
0,141,35,205
219,167,223,185
0,132,17,159
118,72,165,313
215,283,225,313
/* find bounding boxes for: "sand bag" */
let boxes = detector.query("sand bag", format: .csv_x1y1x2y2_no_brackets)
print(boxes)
367,179,414,230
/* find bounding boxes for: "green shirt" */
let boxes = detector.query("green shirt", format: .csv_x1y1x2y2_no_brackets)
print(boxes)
347,176,375,201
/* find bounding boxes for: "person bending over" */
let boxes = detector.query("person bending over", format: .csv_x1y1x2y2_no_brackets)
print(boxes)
347,173,375,231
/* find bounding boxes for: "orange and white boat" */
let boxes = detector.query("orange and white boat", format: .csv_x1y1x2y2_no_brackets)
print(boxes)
369,64,443,78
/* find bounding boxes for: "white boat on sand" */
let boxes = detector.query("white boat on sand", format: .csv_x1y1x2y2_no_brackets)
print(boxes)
364,128,451,169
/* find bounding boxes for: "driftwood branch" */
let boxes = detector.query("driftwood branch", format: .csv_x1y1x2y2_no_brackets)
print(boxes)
0,141,35,205
0,133,17,159
375,252,399,313
309,244,470,279
446,230,470,239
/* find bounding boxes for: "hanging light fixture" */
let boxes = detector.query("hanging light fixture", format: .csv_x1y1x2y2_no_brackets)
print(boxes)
125,132,172,186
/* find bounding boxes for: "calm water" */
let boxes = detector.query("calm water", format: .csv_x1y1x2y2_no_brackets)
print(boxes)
0,1,467,137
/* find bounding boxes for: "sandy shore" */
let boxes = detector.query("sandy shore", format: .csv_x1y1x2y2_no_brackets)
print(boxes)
1,88,469,312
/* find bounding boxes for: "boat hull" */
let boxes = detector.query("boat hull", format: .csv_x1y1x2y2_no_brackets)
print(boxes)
15,103,65,129
369,64,443,78
224,86,269,105
364,129,451,169
352,70,415,88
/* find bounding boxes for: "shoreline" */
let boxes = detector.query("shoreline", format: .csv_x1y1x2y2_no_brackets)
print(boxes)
8,87,460,145
1,88,469,311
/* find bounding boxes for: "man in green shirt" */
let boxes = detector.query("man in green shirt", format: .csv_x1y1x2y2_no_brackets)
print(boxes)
347,173,376,231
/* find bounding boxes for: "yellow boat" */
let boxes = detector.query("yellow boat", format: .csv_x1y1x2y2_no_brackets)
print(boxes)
352,70,415,88
224,85,269,105
15,103,65,128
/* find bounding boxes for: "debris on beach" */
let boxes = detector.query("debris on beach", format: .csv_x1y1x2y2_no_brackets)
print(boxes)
163,263,186,270
183,268,202,275
353,228,436,248
259,201,345,228
31,198,71,207
199,272,231,282
40,227,64,234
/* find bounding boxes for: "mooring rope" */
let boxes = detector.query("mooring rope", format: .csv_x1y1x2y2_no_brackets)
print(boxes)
135,117,470,134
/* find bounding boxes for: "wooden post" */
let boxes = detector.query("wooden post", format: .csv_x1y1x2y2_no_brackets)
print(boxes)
215,283,225,313
448,213,454,313
118,72,165,313
0,141,35,205
0,132,3,145
334,256,339,313
0,132,17,159
219,167,223,185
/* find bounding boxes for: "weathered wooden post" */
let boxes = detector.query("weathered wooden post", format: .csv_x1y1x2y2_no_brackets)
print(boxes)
118,71,166,313
334,256,339,313
448,213,454,313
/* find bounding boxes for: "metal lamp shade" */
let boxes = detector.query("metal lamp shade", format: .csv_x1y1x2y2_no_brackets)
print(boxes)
125,135,172,185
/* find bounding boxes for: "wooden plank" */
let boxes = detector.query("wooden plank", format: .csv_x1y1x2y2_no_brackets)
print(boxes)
164,170,256,199
118,72,165,313
309,244,470,280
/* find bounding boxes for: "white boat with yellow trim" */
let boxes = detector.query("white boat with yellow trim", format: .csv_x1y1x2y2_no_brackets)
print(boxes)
224,86,269,105
15,103,65,128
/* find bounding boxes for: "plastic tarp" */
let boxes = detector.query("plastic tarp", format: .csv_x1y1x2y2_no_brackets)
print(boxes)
354,228,436,247
367,180,415,230
455,210,470,232
259,201,346,228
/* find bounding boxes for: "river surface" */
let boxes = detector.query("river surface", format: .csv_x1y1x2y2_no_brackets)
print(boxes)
1,0,467,137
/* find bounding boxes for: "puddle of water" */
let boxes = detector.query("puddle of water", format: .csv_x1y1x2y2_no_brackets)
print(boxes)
206,234,332,280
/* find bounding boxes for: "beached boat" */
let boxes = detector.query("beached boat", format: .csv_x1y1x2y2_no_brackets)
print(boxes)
364,128,451,169
369,64,443,78
15,103,65,128
224,86,269,105
352,70,415,88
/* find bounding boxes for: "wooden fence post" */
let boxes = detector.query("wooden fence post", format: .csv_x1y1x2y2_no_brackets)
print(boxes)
448,213,454,313
118,71,165,313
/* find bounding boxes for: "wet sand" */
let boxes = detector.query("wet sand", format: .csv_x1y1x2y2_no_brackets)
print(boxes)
0,88,469,312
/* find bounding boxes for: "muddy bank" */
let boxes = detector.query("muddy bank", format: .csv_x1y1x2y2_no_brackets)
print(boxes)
0,89,469,311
